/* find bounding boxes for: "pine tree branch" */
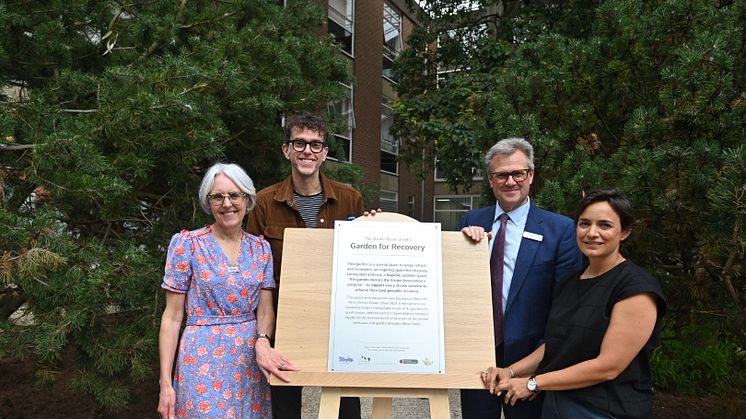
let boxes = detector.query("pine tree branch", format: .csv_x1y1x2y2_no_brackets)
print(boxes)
0,143,36,151
105,2,127,37
32,174,72,192
153,289,160,326
178,11,238,30
137,0,189,62
706,218,744,309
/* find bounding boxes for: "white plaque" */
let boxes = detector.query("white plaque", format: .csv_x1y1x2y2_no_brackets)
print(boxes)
328,221,445,373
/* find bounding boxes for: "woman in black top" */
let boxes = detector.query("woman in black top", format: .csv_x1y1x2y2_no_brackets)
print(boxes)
481,191,666,419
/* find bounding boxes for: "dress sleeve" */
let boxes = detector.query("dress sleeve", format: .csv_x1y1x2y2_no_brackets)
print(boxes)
162,230,193,293
258,236,276,290
611,263,667,317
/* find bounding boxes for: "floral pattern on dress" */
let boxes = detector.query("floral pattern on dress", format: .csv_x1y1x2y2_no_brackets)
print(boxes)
162,226,274,418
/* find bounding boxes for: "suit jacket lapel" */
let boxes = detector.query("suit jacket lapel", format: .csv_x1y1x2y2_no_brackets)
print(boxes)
506,206,544,312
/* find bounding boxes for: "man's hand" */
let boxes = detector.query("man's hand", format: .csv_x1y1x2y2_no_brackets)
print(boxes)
362,208,383,217
461,226,492,242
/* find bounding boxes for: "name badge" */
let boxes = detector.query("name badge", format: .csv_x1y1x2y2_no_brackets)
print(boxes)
523,231,543,242
228,266,239,273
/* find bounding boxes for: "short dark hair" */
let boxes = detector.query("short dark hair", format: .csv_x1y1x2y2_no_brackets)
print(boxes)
284,112,328,143
574,190,636,231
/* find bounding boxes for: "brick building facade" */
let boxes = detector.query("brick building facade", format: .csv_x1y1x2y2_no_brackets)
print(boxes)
318,0,438,223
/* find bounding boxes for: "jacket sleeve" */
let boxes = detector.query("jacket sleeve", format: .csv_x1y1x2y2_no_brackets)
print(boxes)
553,218,583,287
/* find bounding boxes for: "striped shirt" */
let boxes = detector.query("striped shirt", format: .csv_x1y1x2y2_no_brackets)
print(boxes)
293,191,324,228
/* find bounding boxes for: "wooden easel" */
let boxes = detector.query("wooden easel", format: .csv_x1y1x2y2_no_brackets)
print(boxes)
271,213,494,418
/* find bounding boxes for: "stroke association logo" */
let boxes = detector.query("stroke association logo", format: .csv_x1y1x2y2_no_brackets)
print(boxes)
337,356,354,364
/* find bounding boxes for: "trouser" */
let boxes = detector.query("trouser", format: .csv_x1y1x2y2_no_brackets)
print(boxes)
541,391,616,419
271,385,361,419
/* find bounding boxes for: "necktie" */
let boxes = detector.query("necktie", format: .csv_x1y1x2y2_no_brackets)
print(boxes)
490,213,509,346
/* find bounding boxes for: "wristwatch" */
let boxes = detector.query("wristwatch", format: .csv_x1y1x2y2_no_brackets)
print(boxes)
527,376,538,393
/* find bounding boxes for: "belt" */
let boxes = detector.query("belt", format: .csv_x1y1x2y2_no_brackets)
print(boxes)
186,311,256,326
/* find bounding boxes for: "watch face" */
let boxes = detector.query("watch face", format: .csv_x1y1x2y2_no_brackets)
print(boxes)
527,378,537,391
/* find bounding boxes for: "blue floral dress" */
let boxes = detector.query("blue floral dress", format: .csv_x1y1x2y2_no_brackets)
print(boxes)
162,226,275,418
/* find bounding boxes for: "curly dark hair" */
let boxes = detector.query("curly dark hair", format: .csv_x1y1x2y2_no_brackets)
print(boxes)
284,112,328,143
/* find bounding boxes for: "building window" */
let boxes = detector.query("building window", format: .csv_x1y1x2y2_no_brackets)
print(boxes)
329,0,354,55
433,195,482,231
380,189,398,213
327,83,353,162
407,193,416,217
383,2,402,82
380,97,398,174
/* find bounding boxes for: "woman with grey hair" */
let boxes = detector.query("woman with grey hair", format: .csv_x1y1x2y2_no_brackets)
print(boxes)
158,163,298,419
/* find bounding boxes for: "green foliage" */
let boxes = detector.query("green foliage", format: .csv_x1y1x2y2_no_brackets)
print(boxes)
0,0,351,411
653,324,746,395
323,163,379,209
397,0,745,394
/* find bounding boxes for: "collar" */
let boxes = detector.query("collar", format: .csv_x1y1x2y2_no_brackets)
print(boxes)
273,173,336,206
494,197,531,226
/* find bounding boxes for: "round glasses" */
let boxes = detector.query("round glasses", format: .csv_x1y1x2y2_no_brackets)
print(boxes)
287,139,326,153
488,169,532,183
207,192,247,205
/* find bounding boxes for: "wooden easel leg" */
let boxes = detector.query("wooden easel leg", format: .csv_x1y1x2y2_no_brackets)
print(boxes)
427,389,451,419
371,397,393,419
318,387,342,419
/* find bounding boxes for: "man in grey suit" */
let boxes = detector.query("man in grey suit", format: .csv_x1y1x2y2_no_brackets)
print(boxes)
459,138,583,419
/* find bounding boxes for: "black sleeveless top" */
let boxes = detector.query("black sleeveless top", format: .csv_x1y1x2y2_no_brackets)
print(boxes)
537,261,667,418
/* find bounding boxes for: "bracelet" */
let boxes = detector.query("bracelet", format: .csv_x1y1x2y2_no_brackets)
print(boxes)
257,333,271,342
508,367,515,378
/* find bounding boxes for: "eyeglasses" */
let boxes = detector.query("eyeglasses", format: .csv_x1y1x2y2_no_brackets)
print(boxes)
488,169,532,183
287,139,326,153
207,192,248,205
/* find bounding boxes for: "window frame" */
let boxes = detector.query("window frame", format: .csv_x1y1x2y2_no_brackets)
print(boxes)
383,2,403,83
328,0,355,57
327,82,354,162
433,195,483,231
379,189,399,213
380,97,398,174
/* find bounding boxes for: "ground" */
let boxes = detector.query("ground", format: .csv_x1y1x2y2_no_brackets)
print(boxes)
1,357,744,418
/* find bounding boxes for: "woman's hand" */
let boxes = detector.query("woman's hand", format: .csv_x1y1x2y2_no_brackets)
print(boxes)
157,384,176,419
255,338,299,383
497,377,537,406
481,367,512,395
